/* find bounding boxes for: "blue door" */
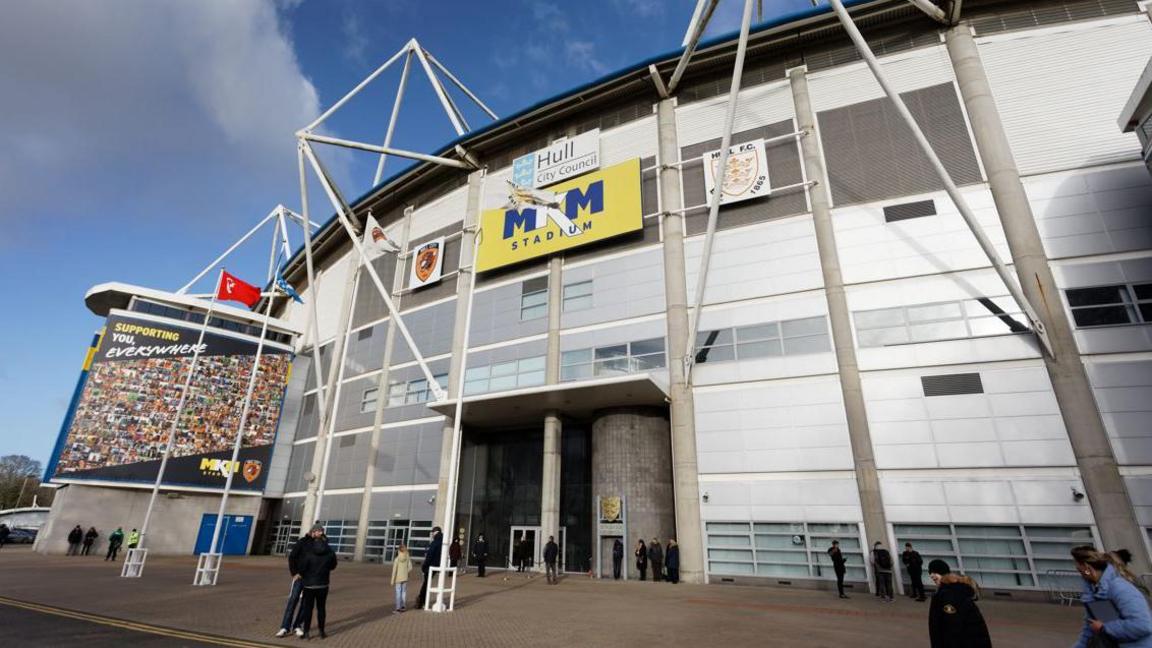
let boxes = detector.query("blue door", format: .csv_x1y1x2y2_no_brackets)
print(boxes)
193,514,253,556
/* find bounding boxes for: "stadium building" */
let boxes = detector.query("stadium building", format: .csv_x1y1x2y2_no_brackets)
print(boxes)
39,0,1152,595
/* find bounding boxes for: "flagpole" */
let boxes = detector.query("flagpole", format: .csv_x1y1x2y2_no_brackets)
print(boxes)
125,270,223,578
196,290,278,586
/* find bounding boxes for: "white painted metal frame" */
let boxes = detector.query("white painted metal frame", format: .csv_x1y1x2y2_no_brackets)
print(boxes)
825,0,1052,356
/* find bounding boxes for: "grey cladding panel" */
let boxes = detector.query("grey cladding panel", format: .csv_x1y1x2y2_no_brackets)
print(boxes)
818,83,982,206
681,121,806,235
469,281,549,347
389,301,456,365
325,431,371,489
921,373,984,397
372,421,443,488
304,342,334,391
343,320,388,379
286,441,315,493
352,255,399,328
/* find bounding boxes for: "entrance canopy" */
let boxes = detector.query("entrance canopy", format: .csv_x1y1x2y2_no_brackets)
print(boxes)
426,373,670,427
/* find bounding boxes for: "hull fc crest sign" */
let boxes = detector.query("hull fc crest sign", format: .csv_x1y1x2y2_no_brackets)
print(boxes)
702,139,770,206
408,236,445,289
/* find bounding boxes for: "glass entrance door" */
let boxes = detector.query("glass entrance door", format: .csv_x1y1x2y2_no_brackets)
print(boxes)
509,526,539,570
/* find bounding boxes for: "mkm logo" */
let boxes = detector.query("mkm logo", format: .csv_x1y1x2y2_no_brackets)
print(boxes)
502,180,603,249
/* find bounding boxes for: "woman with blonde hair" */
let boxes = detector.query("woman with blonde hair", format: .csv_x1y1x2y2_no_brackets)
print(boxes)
1071,545,1152,648
391,544,412,613
926,559,991,647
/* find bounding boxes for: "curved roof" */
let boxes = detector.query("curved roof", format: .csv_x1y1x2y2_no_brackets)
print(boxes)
278,0,891,295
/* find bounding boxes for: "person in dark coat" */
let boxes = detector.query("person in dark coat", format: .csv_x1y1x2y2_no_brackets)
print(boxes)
612,538,624,580
67,525,83,555
292,525,337,639
417,527,443,609
927,559,991,648
275,530,313,637
82,527,98,556
0,523,9,550
518,537,532,573
903,542,926,602
449,538,462,569
473,534,489,578
828,540,849,599
544,535,559,585
665,539,680,584
105,527,124,561
635,539,648,581
648,538,664,582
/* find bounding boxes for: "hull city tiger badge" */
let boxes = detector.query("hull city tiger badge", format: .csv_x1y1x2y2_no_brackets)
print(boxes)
242,460,263,484
408,236,445,289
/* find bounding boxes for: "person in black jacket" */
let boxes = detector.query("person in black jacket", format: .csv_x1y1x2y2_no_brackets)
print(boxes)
927,559,991,648
665,539,680,584
417,527,443,609
635,539,648,581
275,530,313,637
828,540,849,599
82,527,99,556
903,542,926,602
67,525,83,556
543,535,559,585
473,534,489,578
292,525,337,639
612,538,624,580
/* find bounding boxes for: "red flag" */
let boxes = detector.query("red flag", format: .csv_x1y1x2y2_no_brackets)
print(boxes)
217,271,261,308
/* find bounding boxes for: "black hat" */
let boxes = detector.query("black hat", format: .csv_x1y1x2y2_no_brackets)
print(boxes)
928,559,951,575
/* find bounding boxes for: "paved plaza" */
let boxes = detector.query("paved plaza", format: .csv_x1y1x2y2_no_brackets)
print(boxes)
0,546,1082,647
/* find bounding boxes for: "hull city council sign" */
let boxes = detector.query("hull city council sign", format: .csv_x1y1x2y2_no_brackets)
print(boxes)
477,158,642,272
512,128,600,189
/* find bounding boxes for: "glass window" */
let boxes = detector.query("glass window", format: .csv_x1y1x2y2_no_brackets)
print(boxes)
562,280,593,312
387,382,406,407
907,302,964,322
855,307,905,329
360,388,378,414
736,322,780,341
706,521,865,581
1066,285,1139,327
521,288,547,321
629,338,664,356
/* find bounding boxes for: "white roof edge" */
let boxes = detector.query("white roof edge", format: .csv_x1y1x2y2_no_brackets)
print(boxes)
1119,56,1152,132
84,282,302,335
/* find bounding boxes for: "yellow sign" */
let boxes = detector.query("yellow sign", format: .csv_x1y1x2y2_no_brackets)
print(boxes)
477,158,642,272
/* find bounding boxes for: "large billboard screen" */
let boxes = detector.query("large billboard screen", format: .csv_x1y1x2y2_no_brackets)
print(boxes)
48,311,292,491
476,158,642,272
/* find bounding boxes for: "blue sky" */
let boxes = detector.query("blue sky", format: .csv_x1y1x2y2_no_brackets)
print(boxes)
0,0,817,467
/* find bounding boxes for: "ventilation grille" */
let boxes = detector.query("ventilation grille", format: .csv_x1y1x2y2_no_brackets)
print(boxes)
921,373,984,397
884,200,937,222
968,0,1139,35
357,327,374,341
339,435,355,448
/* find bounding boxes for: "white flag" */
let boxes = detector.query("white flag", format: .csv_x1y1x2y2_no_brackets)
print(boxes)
362,212,400,261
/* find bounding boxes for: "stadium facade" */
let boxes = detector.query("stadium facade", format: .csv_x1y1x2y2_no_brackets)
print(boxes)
40,0,1152,595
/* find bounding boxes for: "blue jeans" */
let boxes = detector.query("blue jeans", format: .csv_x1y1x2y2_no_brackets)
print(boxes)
280,579,304,630
394,582,407,610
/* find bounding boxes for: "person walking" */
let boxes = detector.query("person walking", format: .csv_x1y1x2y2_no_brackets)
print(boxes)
871,541,895,602
665,539,680,584
1071,545,1152,648
274,530,312,637
391,544,412,613
126,528,141,550
105,527,124,561
449,537,461,570
292,525,337,639
518,537,532,573
417,527,443,609
0,523,9,550
828,540,849,599
903,542,926,602
928,559,992,648
544,535,559,585
612,538,624,580
648,538,664,582
67,525,83,555
473,534,489,578
635,539,648,581
82,527,99,556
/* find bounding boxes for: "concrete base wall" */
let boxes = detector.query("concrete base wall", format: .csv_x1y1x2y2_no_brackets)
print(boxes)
591,407,675,580
35,484,262,557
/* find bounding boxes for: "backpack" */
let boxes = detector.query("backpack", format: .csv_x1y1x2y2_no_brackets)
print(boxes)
875,549,892,570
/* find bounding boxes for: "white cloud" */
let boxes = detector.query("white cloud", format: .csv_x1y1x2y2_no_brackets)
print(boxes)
566,41,610,76
613,0,664,17
0,1,321,242
341,11,369,64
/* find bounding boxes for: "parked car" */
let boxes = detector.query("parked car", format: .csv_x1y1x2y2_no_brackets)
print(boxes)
6,528,38,544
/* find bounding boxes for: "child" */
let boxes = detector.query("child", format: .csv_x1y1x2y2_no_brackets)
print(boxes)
391,545,412,613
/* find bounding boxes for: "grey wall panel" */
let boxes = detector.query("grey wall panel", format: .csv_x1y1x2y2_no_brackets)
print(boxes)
266,354,311,496
372,421,443,488
325,431,371,490
342,320,388,380
294,393,319,442
333,374,380,433
469,280,549,347
561,248,666,328
304,342,334,392
389,300,457,365
351,255,398,328
285,441,315,494
318,492,363,523
817,83,982,206
681,121,806,235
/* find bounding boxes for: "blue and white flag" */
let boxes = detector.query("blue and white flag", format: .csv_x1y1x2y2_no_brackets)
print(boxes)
275,266,303,304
